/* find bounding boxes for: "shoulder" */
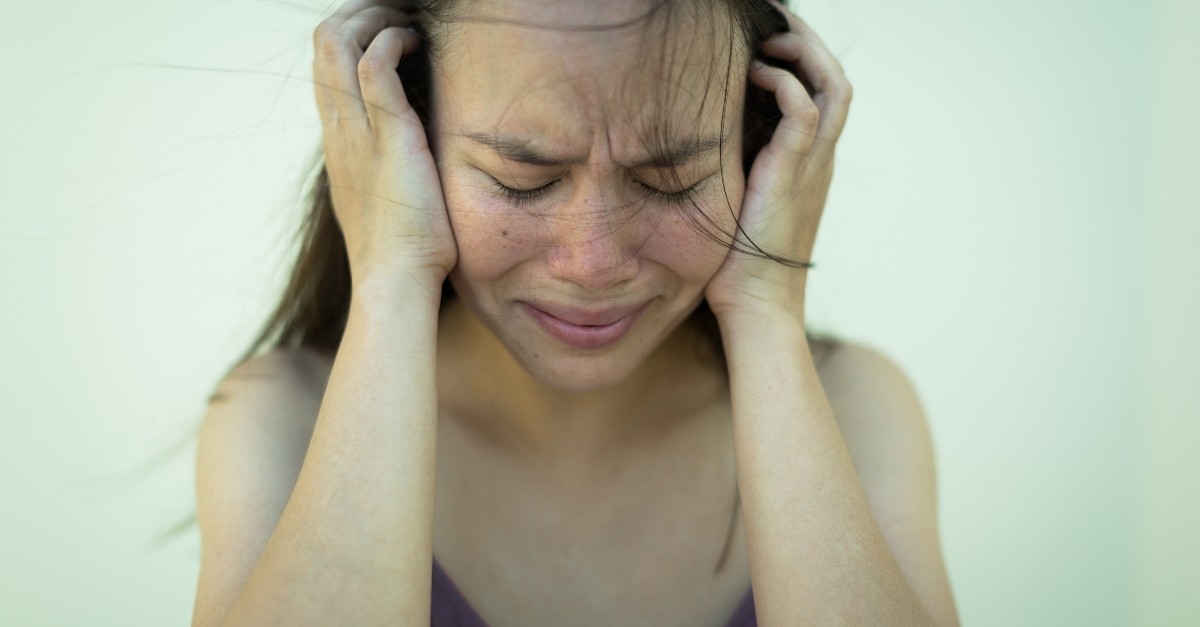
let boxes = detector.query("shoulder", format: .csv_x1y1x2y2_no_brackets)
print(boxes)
192,347,327,625
207,346,329,407
197,346,329,509
813,339,925,427
813,340,961,626
811,338,931,496
198,343,327,506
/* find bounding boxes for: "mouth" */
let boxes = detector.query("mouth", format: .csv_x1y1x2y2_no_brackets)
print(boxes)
520,300,651,350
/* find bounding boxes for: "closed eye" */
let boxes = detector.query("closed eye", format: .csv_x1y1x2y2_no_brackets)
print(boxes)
491,178,560,207
488,176,705,209
634,181,698,208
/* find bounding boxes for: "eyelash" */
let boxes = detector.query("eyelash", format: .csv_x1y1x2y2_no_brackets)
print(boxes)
490,178,699,209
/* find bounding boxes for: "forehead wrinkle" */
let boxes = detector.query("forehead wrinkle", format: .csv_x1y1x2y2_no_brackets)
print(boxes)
461,127,729,170
618,9,741,155
465,131,589,166
456,64,599,165
450,0,663,35
440,2,745,171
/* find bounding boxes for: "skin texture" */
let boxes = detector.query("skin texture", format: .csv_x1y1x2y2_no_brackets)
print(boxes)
190,1,960,625
428,3,748,455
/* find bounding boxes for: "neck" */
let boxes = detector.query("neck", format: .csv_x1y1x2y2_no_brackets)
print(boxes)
436,298,726,466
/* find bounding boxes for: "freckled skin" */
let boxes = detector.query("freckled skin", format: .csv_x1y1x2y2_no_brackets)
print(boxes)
429,4,750,393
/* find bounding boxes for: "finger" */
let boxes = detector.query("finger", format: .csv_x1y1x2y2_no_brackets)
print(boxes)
343,5,412,50
312,5,410,126
758,32,845,96
758,32,852,144
748,61,819,158
313,19,367,123
771,5,847,78
331,0,396,20
761,5,853,139
359,26,424,134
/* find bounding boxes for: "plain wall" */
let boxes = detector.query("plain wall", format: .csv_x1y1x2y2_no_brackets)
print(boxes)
2,0,1195,625
1131,0,1200,624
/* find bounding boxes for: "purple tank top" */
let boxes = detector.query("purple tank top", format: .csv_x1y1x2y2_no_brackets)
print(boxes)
430,557,756,626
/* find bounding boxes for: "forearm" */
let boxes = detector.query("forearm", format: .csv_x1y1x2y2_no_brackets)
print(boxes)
719,309,933,626
220,273,442,626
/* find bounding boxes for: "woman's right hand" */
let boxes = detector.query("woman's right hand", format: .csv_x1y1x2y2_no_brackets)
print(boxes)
313,0,457,288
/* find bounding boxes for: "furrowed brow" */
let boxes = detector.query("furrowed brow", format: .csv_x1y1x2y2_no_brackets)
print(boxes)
465,132,587,166
464,131,727,168
629,136,726,169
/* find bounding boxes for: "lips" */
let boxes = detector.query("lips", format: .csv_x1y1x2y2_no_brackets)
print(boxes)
520,299,651,350
526,300,647,326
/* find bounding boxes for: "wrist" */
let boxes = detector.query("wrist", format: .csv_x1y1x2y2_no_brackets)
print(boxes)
708,281,807,328
713,303,808,350
706,258,809,321
352,268,447,313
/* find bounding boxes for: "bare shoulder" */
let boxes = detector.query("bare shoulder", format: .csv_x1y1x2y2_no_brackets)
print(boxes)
812,339,927,435
812,339,960,626
191,347,327,626
208,347,329,405
201,347,328,462
811,338,931,510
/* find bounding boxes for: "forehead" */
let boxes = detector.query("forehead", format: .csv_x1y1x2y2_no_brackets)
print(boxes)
431,0,746,157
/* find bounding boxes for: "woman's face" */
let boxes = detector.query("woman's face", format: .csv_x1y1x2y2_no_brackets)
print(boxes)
431,0,748,392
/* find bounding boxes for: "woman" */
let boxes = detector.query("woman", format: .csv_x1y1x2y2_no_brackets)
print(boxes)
191,0,959,625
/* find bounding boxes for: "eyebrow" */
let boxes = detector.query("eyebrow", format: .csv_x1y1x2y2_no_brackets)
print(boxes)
464,132,726,168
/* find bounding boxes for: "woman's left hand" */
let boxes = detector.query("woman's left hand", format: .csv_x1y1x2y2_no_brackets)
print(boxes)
704,5,852,322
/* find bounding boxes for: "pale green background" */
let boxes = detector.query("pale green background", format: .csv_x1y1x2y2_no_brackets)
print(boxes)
2,0,1196,625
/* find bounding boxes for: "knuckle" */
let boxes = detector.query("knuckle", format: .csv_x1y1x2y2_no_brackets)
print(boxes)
357,52,391,84
314,21,362,61
312,20,337,49
797,104,820,128
783,98,820,128
832,75,854,102
316,33,347,60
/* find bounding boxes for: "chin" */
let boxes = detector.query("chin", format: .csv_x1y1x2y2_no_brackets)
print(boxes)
511,351,644,394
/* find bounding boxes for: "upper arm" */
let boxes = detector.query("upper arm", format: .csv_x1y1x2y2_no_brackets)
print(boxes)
819,342,960,627
191,349,325,627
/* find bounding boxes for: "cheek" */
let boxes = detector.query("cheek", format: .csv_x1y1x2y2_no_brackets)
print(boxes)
663,170,746,274
444,177,538,282
639,199,739,283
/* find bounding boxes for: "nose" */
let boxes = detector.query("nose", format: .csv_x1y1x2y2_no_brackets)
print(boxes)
544,207,641,293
